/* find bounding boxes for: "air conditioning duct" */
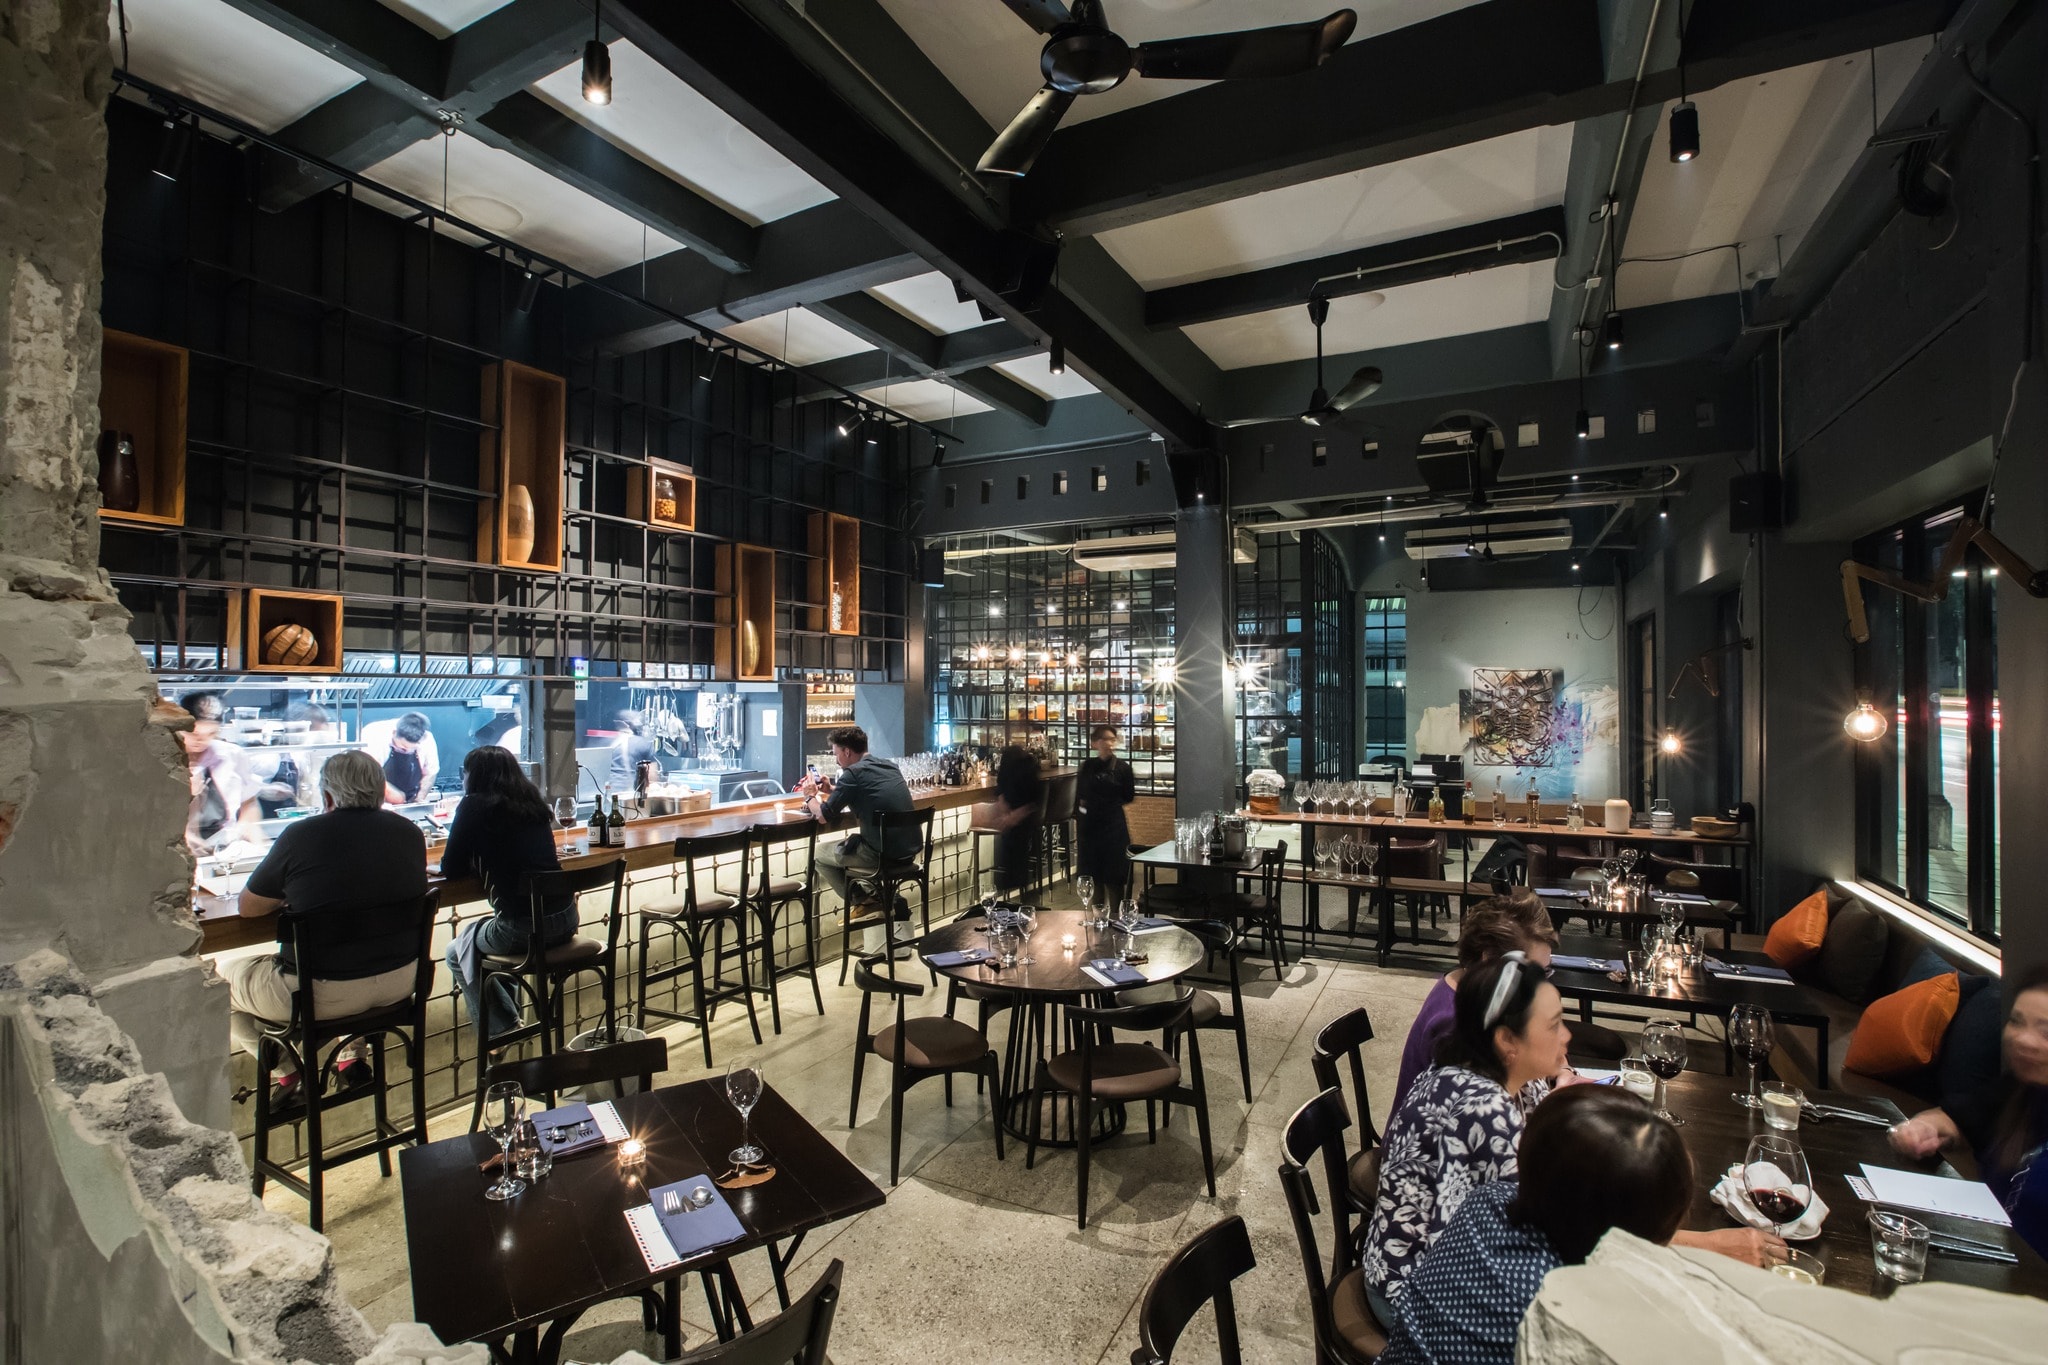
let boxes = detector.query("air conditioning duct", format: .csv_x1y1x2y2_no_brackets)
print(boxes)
1403,519,1572,561
1074,528,1258,572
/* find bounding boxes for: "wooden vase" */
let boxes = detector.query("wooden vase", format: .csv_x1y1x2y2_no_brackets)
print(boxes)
97,429,140,513
505,483,537,563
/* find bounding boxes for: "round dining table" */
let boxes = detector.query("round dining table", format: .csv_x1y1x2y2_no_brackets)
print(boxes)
919,907,1205,1145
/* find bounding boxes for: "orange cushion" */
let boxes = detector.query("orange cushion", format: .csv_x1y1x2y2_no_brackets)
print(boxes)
1845,972,1961,1076
1764,890,1830,968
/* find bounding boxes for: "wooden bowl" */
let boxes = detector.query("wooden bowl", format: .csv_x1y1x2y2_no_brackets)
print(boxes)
1690,816,1740,840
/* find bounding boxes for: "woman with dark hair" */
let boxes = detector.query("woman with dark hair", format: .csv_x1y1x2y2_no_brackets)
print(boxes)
990,744,1043,894
1379,1086,1693,1365
1890,962,2048,1258
1076,723,1136,902
441,747,578,1039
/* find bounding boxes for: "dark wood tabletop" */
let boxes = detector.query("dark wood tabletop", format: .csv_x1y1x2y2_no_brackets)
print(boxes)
1131,841,1266,874
919,907,1205,996
1657,1070,2048,1297
1243,807,1750,848
401,1079,884,1351
1548,932,1837,1025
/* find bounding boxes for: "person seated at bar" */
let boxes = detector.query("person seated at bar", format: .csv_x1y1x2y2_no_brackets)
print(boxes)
1379,1085,1693,1365
1076,723,1136,903
1389,889,1626,1115
223,750,428,1108
179,690,260,855
799,725,917,948
1889,961,2048,1258
440,747,578,1041
363,710,438,805
990,743,1043,895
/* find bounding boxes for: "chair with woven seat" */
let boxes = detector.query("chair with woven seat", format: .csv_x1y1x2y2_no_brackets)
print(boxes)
850,954,1004,1185
742,817,824,1032
1281,1087,1387,1365
638,830,762,1067
1310,1005,1383,1218
1026,987,1216,1229
1131,1215,1257,1365
251,891,440,1232
1127,919,1251,1104
835,807,936,985
466,860,626,1132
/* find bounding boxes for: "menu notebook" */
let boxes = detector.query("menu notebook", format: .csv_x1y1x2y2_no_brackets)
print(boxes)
1859,1165,2013,1226
1082,959,1147,988
1551,954,1622,972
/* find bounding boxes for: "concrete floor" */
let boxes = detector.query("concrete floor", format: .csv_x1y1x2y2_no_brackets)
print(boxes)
270,894,1446,1364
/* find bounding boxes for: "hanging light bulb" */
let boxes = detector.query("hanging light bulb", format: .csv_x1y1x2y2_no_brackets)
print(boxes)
1669,100,1700,163
1843,694,1889,742
582,3,613,105
1658,730,1682,755
1575,409,1591,440
1048,340,1065,376
973,644,990,663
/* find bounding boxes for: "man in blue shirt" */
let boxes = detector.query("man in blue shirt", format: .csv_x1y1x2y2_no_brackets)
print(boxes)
800,726,917,949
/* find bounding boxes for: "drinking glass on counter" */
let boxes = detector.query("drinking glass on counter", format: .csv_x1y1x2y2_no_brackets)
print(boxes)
1760,1084,1804,1132
1639,1020,1688,1126
1729,1003,1774,1110
1742,1133,1812,1240
1868,1210,1930,1284
554,796,578,830
1617,1056,1656,1101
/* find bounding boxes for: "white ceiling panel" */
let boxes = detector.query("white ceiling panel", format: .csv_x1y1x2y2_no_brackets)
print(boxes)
376,0,513,37
867,272,988,334
876,0,1485,131
112,0,363,133
719,309,871,366
1182,259,1554,369
1620,41,1932,308
1098,124,1572,289
361,133,683,277
994,352,1100,400
853,378,994,422
531,42,834,226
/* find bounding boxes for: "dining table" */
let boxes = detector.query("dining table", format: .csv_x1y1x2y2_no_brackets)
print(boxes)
1653,1069,2048,1297
401,1078,884,1365
919,906,1205,1145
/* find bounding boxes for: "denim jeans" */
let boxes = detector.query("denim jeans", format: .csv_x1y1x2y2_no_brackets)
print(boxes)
446,906,579,1040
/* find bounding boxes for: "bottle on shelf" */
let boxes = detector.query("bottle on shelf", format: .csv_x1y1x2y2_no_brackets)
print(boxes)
1491,777,1507,826
1393,781,1410,821
1427,787,1445,823
1461,778,1475,824
609,794,627,844
593,791,612,848
1566,791,1586,831
1525,775,1542,826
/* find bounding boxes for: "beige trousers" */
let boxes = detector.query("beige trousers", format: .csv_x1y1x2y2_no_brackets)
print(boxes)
223,954,415,1075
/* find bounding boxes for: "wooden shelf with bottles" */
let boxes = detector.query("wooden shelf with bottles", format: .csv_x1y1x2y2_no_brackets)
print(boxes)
715,544,776,681
97,329,189,527
806,511,860,636
477,359,565,572
626,456,696,532
227,588,345,674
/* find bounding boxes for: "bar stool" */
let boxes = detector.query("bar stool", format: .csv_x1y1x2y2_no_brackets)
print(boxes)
1035,772,1078,889
251,891,440,1232
638,829,762,1066
965,800,1004,901
467,860,627,1132
743,817,825,1032
835,808,937,984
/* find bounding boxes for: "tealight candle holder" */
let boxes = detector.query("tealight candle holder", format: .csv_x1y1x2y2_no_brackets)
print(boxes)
617,1137,646,1168
1060,932,1077,952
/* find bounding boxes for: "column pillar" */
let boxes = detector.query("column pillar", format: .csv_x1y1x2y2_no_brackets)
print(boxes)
1172,496,1236,817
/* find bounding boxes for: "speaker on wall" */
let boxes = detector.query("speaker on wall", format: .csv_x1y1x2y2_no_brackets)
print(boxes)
1728,471,1784,533
1167,451,1223,508
919,546,946,588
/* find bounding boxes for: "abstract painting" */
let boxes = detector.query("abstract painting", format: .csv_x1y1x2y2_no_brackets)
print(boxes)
1461,668,1565,767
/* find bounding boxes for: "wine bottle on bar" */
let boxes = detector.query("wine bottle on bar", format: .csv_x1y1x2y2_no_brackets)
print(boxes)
1461,778,1475,824
1526,775,1542,826
610,794,626,844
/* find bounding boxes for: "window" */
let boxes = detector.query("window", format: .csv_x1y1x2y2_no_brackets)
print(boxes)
1091,466,1107,492
1361,597,1406,764
1853,500,2001,940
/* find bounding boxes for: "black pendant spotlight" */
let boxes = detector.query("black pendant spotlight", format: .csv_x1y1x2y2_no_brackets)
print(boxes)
1048,340,1065,376
582,3,612,105
1604,310,1624,350
151,112,193,183
1669,100,1700,163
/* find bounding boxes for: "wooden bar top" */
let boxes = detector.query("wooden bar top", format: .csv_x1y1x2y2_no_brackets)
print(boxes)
1241,808,1749,847
198,769,1047,954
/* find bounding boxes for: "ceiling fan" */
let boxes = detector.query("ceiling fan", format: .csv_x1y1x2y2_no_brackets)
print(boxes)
1300,295,1383,425
977,2,1357,177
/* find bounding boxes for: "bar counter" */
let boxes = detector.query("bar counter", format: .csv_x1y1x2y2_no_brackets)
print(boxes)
197,770,1038,954
1242,806,1752,847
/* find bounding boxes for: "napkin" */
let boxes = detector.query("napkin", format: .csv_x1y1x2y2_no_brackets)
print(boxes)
1129,916,1178,935
649,1175,748,1260
925,946,992,968
1082,958,1146,988
1656,891,1711,905
1551,953,1622,972
530,1101,607,1156
1711,1162,1828,1240
1712,963,1794,983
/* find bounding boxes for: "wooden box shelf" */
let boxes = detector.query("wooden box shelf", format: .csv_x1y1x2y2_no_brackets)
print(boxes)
228,589,344,674
807,511,860,636
716,544,776,681
97,329,188,526
626,457,696,532
477,360,565,572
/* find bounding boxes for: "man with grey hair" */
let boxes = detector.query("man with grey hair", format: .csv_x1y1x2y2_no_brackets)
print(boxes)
223,750,429,1109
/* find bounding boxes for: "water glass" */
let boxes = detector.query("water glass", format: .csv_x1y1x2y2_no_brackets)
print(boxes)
1617,1056,1656,1101
1625,949,1652,987
1868,1210,1930,1284
513,1119,553,1183
1760,1084,1804,1132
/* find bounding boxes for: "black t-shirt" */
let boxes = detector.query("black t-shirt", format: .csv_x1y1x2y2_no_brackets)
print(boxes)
245,807,428,979
439,793,568,918
995,748,1043,811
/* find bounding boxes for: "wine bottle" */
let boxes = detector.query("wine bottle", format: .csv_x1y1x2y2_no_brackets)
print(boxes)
1491,778,1507,826
1526,775,1542,826
1567,791,1586,831
1427,788,1445,823
1461,778,1475,824
592,795,609,847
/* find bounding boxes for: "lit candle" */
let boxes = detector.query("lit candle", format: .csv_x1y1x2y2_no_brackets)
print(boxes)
1060,932,1077,951
618,1138,645,1166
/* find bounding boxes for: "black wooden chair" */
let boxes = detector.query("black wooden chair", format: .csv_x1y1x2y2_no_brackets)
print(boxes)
942,902,1019,1097
466,860,627,1132
251,890,439,1232
1280,1087,1387,1365
639,830,762,1066
1310,1006,1383,1218
480,1035,668,1116
743,817,825,1031
836,808,936,984
1036,771,1078,889
1128,919,1252,1105
1229,842,1290,975
1131,1215,1258,1365
850,954,1004,1185
675,1259,843,1365
1026,987,1216,1229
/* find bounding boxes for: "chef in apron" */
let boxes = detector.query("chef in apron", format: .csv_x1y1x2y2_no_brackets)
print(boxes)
178,691,260,854
362,711,438,805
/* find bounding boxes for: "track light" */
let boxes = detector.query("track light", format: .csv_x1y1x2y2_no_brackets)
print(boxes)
1844,694,1889,742
1575,409,1590,440
837,408,855,438
514,263,542,314
1658,498,1669,519
1048,341,1065,376
932,443,946,467
1604,310,1624,350
582,4,612,105
1571,560,1581,572
151,114,192,183
1669,100,1700,163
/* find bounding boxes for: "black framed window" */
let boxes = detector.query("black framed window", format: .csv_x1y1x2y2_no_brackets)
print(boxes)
1361,596,1406,764
1853,499,2001,940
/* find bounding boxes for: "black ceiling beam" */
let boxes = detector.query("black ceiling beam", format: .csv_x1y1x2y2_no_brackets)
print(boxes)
779,321,1045,403
1146,207,1568,330
806,296,1049,424
608,0,1209,448
947,368,1051,427
1014,0,1953,237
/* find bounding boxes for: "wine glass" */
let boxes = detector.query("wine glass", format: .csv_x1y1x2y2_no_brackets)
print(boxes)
1742,1134,1812,1239
726,1060,765,1168
1639,1021,1688,1126
483,1081,529,1201
1729,1004,1774,1110
554,796,578,829
1360,839,1380,885
1015,902,1038,964
1117,896,1139,932
1076,874,1097,922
